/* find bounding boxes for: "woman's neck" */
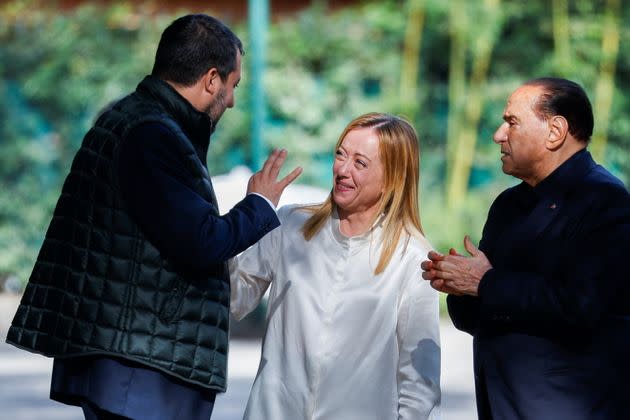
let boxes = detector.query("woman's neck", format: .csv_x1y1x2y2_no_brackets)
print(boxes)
337,206,380,237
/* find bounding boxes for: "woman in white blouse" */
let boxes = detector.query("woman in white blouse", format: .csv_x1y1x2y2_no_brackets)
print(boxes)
230,112,441,419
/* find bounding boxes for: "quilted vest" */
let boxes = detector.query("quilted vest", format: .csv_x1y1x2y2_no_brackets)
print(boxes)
6,76,231,391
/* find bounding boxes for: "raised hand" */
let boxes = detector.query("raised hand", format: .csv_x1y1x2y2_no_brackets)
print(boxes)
247,149,303,207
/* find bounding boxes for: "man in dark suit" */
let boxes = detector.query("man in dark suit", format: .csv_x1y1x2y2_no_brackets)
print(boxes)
6,14,301,420
422,77,630,419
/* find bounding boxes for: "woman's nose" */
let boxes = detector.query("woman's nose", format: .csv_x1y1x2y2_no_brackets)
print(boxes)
335,161,350,176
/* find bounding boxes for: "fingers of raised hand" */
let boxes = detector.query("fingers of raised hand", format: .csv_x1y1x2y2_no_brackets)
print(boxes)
279,166,303,189
260,149,296,185
259,149,279,176
267,149,287,179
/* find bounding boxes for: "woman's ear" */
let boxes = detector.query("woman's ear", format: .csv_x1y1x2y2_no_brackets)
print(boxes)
546,115,568,151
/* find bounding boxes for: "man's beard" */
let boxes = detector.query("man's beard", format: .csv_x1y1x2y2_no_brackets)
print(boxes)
208,88,227,132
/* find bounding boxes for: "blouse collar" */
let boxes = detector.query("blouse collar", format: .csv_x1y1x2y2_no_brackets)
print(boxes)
329,205,385,245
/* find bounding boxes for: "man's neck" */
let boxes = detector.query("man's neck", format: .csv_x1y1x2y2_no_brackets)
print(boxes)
165,80,205,113
527,143,586,186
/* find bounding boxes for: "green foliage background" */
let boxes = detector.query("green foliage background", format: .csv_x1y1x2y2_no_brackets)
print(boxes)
1,0,629,287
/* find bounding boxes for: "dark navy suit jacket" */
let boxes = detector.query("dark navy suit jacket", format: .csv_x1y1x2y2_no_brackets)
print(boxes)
448,150,630,420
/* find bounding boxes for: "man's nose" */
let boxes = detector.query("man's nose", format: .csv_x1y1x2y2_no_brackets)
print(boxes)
493,123,507,144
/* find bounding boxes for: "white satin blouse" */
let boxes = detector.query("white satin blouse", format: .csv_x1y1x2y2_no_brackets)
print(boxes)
230,205,441,420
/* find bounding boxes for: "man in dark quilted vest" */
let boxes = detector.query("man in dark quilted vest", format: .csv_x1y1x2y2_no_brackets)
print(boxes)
5,14,301,420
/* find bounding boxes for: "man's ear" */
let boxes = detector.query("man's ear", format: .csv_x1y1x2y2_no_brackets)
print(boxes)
546,115,568,151
202,67,220,95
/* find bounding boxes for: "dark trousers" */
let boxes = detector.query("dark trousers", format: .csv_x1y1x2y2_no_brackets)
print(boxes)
51,356,217,420
79,396,215,420
81,400,131,420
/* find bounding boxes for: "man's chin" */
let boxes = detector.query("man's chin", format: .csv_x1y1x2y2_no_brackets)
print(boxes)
212,112,224,123
209,114,223,133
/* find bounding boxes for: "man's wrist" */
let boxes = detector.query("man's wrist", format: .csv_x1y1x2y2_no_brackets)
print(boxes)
249,193,277,212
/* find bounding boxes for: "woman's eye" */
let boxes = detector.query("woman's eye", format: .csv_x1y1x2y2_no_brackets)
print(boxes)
356,160,366,168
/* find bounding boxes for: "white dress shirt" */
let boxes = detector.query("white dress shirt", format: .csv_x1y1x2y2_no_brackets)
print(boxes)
230,204,441,420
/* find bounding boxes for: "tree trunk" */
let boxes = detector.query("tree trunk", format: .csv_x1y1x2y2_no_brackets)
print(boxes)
445,0,502,209
445,0,468,204
399,0,425,121
552,0,571,74
591,0,620,162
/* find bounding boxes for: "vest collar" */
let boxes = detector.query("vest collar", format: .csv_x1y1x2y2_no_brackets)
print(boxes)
136,75,213,156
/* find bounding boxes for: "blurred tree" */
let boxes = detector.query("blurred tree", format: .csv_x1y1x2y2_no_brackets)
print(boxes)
552,0,571,73
445,0,466,196
1,0,629,286
0,1,165,283
445,0,503,209
590,0,621,162
262,0,408,186
399,0,425,121
0,77,58,284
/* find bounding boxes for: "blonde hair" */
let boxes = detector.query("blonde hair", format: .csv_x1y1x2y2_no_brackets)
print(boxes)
301,112,423,274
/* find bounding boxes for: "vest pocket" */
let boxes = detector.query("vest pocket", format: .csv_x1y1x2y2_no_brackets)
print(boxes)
159,279,187,323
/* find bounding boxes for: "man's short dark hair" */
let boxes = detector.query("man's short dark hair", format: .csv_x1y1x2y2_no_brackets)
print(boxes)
152,14,244,86
526,77,594,143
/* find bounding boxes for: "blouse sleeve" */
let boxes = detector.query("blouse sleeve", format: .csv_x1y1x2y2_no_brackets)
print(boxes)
229,208,284,321
396,257,441,419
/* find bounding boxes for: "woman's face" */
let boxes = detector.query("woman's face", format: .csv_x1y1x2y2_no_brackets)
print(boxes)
332,127,385,218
